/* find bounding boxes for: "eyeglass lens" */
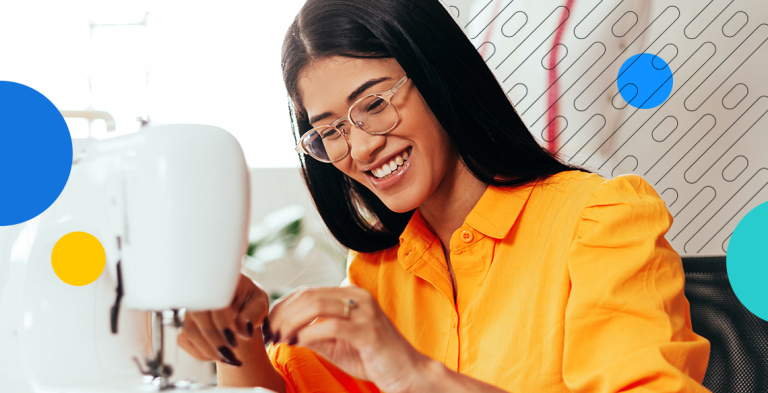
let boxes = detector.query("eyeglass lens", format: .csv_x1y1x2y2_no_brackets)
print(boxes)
304,95,399,162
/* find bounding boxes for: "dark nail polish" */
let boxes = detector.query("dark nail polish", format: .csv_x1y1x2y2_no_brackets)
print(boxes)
288,336,298,346
220,357,243,367
224,328,237,347
218,346,242,367
262,318,273,343
246,320,254,337
274,331,281,344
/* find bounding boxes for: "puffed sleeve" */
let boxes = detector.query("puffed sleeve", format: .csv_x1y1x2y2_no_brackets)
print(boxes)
563,174,711,392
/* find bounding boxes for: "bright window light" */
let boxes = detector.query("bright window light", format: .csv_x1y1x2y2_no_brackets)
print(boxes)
0,0,306,168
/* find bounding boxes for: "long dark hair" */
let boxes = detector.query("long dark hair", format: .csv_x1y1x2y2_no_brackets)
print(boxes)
282,0,590,252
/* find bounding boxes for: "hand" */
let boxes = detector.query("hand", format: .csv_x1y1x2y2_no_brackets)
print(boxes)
178,273,270,367
265,285,431,393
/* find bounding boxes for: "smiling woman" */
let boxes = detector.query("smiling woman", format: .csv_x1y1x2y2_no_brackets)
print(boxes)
280,1,589,254
178,0,711,392
297,56,464,214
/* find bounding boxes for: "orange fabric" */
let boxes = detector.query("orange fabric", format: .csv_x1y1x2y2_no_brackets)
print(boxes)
268,170,711,392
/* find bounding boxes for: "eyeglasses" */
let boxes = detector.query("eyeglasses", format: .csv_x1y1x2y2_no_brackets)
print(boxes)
295,75,409,163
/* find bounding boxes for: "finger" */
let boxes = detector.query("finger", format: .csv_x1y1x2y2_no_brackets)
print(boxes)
181,314,223,362
267,287,334,343
233,288,269,340
229,275,270,339
297,337,340,360
210,306,239,348
264,286,312,343
189,311,242,366
269,287,358,345
293,317,359,347
230,275,267,309
228,275,254,313
177,331,214,362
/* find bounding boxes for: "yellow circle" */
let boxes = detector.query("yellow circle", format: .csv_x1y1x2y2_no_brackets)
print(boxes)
51,231,106,286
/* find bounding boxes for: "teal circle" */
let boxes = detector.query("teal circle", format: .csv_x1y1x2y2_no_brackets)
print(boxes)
727,201,768,321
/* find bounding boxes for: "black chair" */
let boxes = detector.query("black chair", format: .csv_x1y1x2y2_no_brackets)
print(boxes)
683,255,768,393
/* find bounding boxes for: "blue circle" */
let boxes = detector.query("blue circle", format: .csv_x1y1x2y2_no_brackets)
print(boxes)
0,81,72,226
727,201,768,321
617,53,674,109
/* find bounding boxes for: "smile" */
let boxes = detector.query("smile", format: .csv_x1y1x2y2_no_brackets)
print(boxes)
365,147,412,191
369,147,411,179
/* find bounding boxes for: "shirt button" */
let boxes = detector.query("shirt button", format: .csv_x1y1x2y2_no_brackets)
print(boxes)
460,230,473,243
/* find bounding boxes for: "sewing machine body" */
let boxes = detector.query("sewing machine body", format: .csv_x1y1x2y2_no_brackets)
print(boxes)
4,124,270,392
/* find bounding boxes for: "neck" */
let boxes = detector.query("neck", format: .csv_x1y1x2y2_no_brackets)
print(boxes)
418,159,487,251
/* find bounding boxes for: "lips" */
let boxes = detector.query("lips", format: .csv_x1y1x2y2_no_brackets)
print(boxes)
365,147,412,191
368,147,411,179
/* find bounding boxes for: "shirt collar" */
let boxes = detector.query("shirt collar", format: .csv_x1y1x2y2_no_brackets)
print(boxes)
397,179,539,269
464,179,538,239
398,209,435,270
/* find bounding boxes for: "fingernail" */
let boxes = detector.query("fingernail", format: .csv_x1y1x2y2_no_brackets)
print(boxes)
274,331,281,344
224,328,237,347
261,317,273,343
288,336,298,346
218,346,242,367
246,320,254,337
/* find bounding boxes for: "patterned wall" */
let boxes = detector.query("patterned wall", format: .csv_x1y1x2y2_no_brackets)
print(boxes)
442,0,768,256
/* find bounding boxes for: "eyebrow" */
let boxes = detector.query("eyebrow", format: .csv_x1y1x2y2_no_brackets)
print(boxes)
308,76,392,125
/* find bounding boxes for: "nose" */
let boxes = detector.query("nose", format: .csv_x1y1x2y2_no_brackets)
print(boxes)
348,125,385,163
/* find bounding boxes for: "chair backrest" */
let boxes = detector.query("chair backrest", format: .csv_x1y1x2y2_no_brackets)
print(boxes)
683,255,768,393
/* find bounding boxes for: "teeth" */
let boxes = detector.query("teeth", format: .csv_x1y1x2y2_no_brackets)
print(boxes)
371,148,411,179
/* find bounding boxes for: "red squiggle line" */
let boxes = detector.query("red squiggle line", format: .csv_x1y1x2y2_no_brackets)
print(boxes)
480,0,503,58
547,0,576,153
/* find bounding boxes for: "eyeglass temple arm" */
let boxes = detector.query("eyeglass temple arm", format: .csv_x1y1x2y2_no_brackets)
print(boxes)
389,76,409,95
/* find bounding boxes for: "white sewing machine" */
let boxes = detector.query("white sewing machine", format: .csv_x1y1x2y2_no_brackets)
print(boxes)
0,123,274,392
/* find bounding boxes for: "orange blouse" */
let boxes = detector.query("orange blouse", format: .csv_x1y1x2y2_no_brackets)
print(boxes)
268,170,711,392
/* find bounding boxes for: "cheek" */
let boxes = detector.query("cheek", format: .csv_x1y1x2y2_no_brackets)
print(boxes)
401,95,451,155
332,158,364,182
411,118,453,168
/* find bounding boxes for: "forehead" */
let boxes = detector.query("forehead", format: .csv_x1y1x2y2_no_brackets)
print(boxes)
298,56,402,117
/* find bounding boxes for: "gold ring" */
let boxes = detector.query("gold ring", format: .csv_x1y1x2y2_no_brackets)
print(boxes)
342,298,356,318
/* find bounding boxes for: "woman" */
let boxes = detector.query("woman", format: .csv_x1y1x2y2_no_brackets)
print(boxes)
178,0,711,392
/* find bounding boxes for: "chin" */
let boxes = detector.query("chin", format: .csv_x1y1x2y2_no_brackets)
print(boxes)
378,193,422,214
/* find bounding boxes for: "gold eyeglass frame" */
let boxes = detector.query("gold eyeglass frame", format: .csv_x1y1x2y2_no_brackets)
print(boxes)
295,75,409,163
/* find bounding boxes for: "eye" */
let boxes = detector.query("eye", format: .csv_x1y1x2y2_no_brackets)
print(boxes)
365,97,387,114
320,127,342,140
336,119,351,135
